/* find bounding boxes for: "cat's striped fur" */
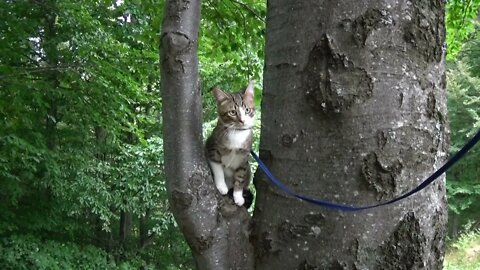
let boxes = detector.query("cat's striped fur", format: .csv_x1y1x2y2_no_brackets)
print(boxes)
206,81,255,206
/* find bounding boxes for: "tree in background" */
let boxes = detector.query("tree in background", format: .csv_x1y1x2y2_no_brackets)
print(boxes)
0,0,187,268
443,0,480,238
446,30,480,236
445,0,480,59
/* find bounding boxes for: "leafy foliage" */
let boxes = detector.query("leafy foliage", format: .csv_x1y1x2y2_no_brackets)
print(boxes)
0,234,140,270
446,28,480,233
0,0,190,268
200,0,266,121
1,0,265,268
1,0,477,267
444,229,480,269
446,0,480,59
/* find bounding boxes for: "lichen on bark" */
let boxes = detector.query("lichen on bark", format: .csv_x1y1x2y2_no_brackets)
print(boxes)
361,152,402,200
351,8,393,46
403,0,445,63
376,212,426,270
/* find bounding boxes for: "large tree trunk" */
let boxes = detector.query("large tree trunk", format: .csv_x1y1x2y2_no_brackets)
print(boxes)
160,1,253,269
252,0,448,269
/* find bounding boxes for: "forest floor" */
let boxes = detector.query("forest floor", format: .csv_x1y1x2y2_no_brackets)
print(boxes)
444,230,480,270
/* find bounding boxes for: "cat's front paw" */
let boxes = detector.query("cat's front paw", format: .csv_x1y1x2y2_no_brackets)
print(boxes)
233,190,245,206
216,183,229,195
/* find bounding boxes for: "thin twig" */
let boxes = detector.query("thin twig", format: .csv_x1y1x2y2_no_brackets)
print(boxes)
228,0,253,80
229,0,265,22
0,65,82,79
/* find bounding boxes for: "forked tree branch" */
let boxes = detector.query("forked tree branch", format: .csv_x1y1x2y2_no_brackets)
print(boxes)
160,1,254,269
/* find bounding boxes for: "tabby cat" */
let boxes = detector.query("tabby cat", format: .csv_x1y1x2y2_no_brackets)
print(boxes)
206,81,255,207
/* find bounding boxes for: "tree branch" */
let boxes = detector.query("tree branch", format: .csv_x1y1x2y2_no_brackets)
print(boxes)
160,1,254,269
229,0,265,22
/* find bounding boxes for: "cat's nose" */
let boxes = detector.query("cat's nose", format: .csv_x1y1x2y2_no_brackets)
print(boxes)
238,113,245,123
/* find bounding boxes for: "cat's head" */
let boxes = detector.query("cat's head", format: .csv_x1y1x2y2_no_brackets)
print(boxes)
212,81,255,130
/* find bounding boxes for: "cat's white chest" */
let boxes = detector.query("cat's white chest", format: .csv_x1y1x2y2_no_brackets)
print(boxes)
220,129,250,169
221,151,244,169
225,129,250,149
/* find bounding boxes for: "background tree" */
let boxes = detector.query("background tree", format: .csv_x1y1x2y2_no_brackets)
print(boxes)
0,0,190,268
446,30,480,237
445,0,480,59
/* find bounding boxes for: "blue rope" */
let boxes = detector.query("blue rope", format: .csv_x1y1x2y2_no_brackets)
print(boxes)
251,129,480,212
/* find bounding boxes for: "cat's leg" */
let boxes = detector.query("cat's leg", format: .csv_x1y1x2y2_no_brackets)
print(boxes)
233,189,244,206
233,167,249,206
209,160,228,195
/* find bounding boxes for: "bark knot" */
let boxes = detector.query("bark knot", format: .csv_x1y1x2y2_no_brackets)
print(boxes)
351,8,393,46
377,212,426,269
171,189,193,210
253,231,274,263
303,34,373,113
161,31,195,74
193,234,214,252
362,152,402,200
278,220,311,241
402,0,445,63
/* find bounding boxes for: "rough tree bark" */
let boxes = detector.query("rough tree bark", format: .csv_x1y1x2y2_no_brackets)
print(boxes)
160,1,254,269
252,0,448,269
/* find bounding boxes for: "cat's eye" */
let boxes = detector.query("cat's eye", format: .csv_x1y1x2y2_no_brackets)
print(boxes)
245,107,252,114
228,110,237,116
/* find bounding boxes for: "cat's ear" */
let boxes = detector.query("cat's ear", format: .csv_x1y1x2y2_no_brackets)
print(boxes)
243,80,254,104
212,87,229,103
